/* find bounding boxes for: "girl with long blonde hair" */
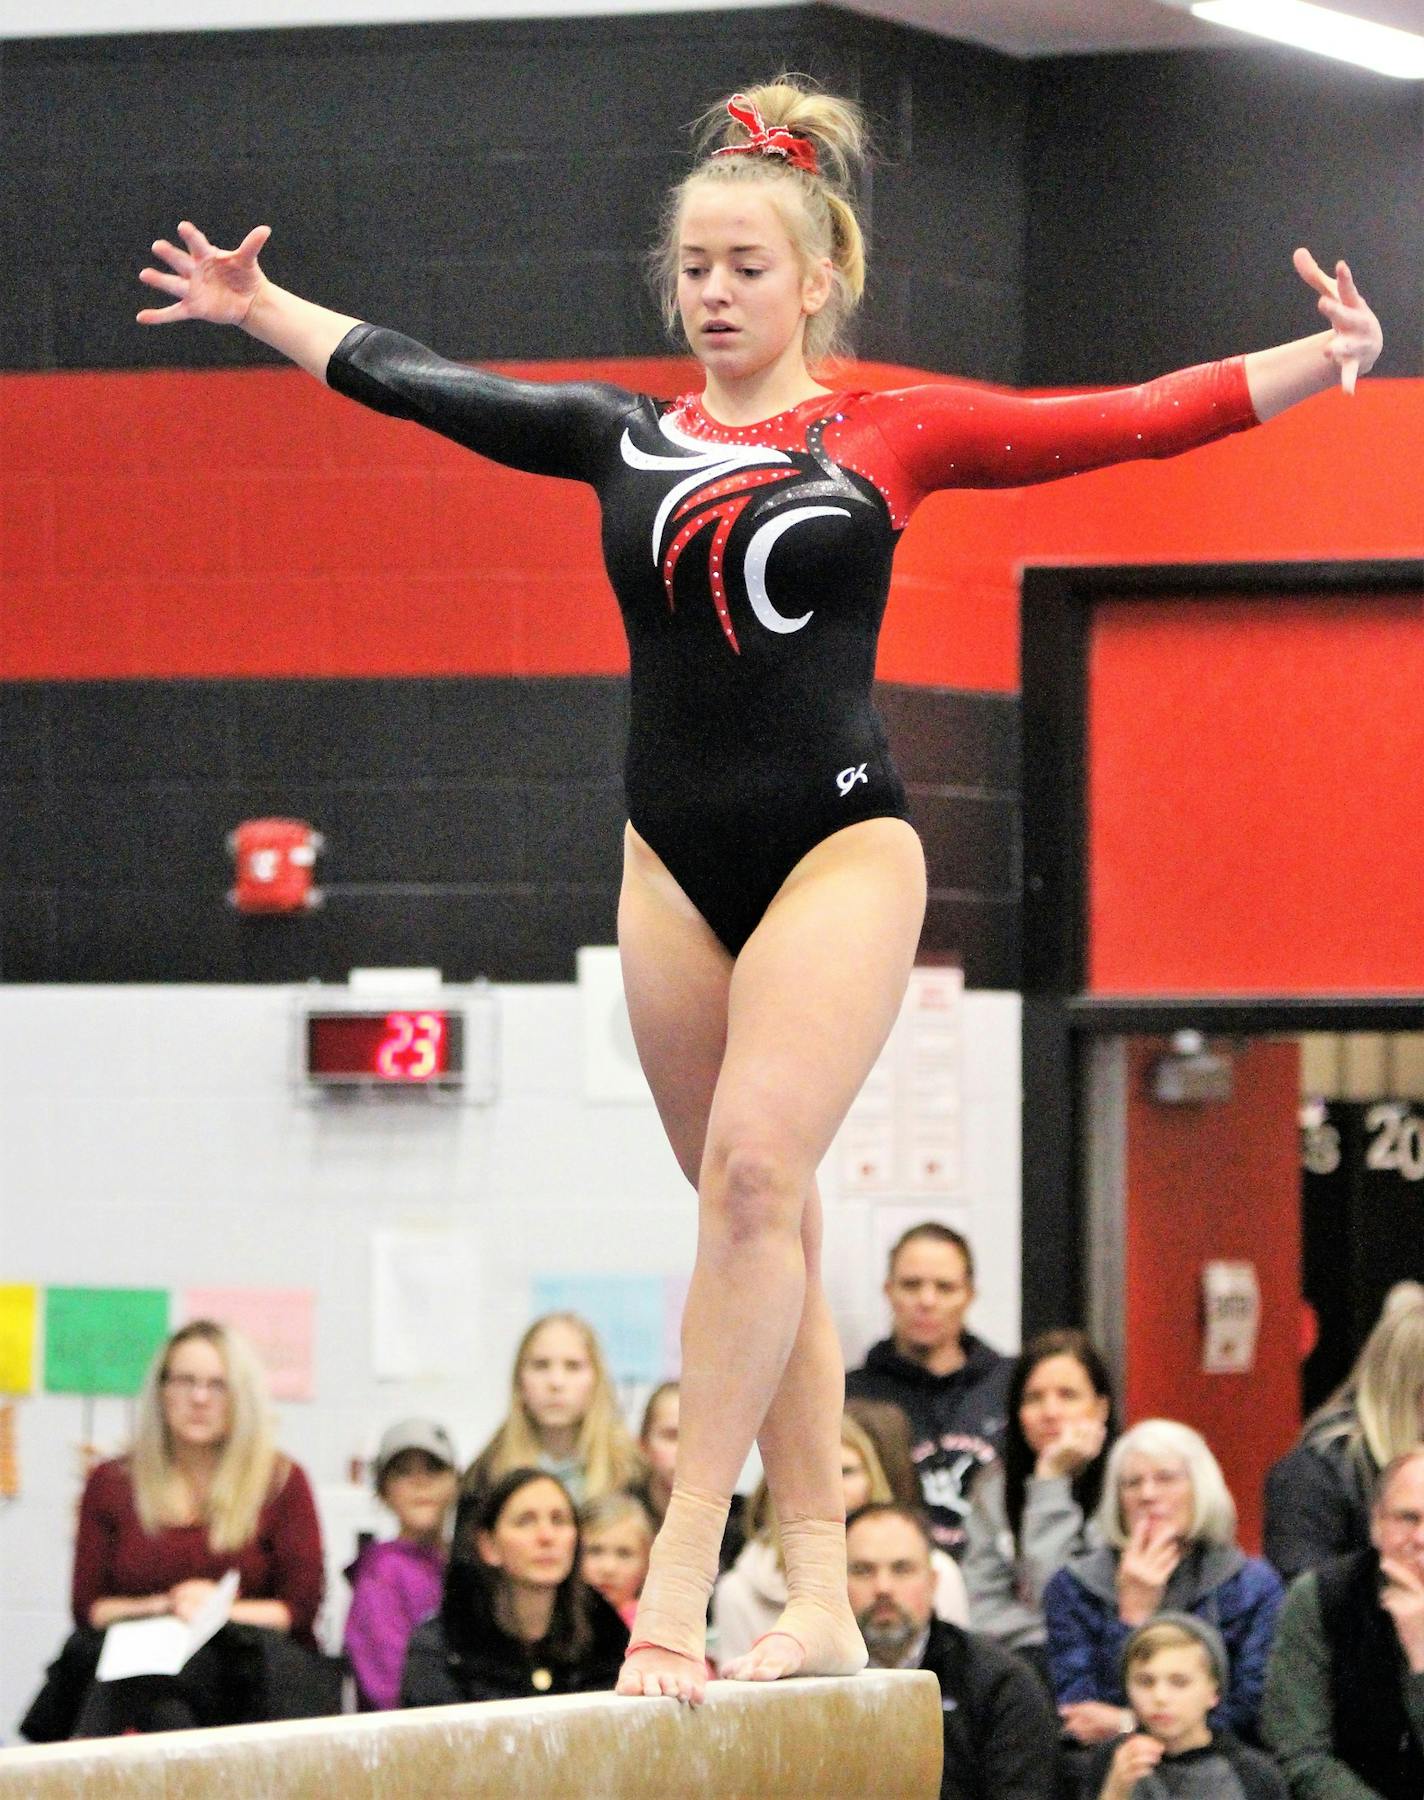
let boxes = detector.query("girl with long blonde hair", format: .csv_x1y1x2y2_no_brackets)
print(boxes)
129,1318,278,1554
1265,1292,1424,1580
463,1313,642,1508
138,69,1380,1703
24,1321,326,1740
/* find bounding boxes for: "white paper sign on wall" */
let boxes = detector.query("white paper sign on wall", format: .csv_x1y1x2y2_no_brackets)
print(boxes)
1200,1260,1261,1374
371,1230,484,1381
839,966,964,1196
578,946,654,1105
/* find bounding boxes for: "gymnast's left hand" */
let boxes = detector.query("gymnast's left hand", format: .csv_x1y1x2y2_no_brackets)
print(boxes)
1292,248,1382,395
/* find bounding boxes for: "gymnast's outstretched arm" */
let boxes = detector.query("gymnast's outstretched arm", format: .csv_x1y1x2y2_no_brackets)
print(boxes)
867,248,1383,500
137,221,635,480
138,222,358,378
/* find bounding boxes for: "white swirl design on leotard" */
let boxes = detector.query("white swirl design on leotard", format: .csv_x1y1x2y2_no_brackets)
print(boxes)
619,417,791,568
742,505,848,633
619,412,868,651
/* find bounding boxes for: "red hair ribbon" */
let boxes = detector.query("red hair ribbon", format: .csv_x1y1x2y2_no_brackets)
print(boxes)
710,93,820,177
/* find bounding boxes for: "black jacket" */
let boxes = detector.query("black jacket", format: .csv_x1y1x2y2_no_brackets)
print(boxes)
400,1582,628,1707
846,1333,1010,1554
1316,1548,1424,1800
1262,1412,1376,1582
917,1616,1059,1800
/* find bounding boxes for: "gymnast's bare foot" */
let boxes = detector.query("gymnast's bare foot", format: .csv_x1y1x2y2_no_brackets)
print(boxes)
615,1641,709,1704
720,1604,867,1682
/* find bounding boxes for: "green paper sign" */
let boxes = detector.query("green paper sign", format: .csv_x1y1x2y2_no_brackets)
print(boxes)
44,1288,170,1396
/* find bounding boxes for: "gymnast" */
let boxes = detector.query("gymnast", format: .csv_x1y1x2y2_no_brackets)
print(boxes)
137,75,1381,1706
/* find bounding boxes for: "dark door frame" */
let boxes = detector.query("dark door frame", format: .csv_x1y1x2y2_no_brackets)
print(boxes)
1018,556,1424,1337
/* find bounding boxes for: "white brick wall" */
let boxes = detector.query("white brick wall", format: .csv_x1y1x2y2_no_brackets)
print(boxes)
0,980,1020,1736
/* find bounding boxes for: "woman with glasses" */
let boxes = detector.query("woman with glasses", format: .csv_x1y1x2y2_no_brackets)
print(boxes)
1042,1419,1284,1749
20,1319,328,1740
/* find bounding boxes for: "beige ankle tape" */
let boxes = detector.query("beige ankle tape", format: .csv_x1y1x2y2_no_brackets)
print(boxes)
779,1515,849,1605
628,1483,730,1660
768,1516,866,1675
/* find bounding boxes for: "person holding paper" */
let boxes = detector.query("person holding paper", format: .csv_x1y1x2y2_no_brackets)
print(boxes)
20,1320,331,1741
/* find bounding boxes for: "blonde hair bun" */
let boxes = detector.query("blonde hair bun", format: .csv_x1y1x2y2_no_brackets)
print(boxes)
694,76,869,191
650,74,872,366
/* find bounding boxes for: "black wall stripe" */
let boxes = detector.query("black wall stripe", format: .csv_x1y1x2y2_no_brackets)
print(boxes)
0,12,1026,384
1024,49,1422,386
3,14,1414,383
0,677,1020,986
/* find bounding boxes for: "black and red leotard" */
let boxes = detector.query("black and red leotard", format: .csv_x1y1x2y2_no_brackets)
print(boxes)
327,326,1257,954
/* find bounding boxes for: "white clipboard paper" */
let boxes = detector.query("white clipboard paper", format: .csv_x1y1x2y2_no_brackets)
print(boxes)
96,1569,239,1681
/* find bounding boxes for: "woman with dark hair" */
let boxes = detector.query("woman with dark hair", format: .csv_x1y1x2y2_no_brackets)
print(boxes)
961,1329,1115,1664
400,1469,627,1706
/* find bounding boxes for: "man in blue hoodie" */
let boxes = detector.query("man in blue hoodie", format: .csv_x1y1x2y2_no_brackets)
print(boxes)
846,1222,1010,1557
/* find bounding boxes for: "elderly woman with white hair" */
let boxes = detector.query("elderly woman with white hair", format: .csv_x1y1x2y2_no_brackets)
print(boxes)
1042,1419,1284,1748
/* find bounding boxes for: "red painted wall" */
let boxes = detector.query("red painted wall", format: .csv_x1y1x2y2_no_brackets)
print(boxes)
1087,589,1424,995
4,360,1418,687
1122,1038,1302,1554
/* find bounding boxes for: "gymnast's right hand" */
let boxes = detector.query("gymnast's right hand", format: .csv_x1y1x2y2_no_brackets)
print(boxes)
137,220,271,327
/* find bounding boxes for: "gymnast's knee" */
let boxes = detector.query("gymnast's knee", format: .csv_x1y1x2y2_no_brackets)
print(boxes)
704,1141,804,1244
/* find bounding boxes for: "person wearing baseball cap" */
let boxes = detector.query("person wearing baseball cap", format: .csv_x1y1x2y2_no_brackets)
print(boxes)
343,1419,458,1709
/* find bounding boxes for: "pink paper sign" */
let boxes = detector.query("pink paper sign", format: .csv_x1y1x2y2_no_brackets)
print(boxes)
179,1288,315,1403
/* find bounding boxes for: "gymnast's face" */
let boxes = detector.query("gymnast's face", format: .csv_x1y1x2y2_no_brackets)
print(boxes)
677,181,831,387
477,1477,578,1590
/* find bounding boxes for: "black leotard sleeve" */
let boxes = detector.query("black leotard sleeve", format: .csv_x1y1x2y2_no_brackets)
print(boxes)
325,322,641,484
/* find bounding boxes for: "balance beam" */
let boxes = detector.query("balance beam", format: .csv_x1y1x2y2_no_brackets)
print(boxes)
0,1671,943,1798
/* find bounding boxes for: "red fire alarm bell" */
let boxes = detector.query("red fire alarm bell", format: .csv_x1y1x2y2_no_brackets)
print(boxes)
228,819,324,914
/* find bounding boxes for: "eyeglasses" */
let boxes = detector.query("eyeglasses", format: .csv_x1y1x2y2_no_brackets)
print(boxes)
1120,1468,1189,1494
163,1374,229,1397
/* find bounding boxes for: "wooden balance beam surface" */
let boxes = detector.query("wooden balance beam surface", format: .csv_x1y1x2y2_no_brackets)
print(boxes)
0,1670,943,1799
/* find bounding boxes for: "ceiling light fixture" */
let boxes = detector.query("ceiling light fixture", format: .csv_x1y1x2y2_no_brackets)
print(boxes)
1185,0,1424,77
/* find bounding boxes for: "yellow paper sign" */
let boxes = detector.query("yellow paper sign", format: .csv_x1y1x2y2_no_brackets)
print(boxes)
0,1286,38,1395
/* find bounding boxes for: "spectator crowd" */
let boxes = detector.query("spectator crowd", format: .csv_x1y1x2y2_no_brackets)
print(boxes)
17,1225,1424,1800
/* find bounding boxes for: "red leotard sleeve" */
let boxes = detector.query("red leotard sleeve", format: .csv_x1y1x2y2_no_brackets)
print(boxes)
861,357,1258,514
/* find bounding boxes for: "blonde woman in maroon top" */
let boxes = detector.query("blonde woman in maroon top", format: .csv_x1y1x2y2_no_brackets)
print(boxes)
73,1320,323,1642
23,1321,326,1740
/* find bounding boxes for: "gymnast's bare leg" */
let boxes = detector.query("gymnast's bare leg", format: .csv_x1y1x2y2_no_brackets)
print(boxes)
614,818,926,1699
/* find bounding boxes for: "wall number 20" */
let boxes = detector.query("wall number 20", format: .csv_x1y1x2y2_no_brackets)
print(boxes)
1365,1105,1424,1182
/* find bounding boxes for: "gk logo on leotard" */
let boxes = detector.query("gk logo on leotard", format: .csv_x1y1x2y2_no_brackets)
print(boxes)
836,764,868,797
